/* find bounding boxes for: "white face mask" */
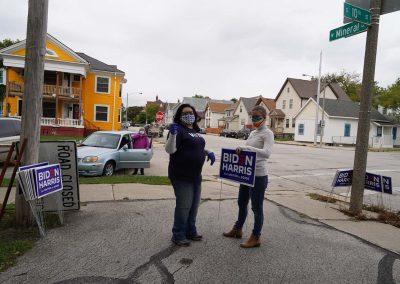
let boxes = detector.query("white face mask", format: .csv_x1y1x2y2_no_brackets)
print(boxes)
139,131,145,135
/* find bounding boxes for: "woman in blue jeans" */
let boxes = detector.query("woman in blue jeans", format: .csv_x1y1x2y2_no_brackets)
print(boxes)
223,106,274,248
165,104,215,246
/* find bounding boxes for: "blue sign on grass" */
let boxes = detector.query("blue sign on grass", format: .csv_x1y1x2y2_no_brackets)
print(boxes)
332,169,353,187
219,148,256,187
34,164,63,198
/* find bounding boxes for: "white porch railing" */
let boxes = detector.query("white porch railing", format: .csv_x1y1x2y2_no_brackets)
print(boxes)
9,116,83,128
332,135,394,148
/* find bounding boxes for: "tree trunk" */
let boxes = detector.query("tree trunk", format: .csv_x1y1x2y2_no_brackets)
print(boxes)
15,0,49,227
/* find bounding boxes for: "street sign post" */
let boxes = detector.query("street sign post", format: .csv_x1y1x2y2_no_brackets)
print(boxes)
329,21,368,41
344,2,371,24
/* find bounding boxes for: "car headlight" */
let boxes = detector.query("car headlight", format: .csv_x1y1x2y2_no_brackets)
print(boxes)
82,156,98,163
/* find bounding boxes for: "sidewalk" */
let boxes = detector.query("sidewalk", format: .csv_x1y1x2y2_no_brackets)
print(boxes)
1,179,399,254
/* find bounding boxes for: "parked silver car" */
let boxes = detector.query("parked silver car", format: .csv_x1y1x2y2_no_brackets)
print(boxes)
0,117,21,163
77,131,153,176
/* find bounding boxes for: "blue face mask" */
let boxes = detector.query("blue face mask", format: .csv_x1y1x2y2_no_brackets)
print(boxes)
181,114,196,125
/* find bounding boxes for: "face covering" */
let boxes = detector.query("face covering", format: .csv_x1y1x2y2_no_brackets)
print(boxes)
139,131,145,135
181,114,196,125
252,116,264,127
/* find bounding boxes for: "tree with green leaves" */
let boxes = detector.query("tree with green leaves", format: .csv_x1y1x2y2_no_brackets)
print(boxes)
127,106,144,122
193,94,210,99
0,38,20,49
322,71,362,102
378,78,400,112
230,98,237,103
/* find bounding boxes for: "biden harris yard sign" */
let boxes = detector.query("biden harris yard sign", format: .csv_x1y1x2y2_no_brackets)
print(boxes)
34,164,63,198
219,148,256,187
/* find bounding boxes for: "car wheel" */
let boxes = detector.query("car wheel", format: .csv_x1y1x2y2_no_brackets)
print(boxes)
243,135,247,140
103,161,115,176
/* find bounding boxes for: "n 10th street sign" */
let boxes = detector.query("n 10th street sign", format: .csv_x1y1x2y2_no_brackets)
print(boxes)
344,2,371,24
330,21,368,41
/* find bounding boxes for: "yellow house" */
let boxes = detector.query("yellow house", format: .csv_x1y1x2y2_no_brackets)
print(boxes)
0,34,126,136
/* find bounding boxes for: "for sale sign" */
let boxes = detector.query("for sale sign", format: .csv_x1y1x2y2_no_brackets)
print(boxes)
34,164,63,198
219,148,256,186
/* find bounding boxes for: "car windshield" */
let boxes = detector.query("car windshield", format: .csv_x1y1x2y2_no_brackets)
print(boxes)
82,133,121,149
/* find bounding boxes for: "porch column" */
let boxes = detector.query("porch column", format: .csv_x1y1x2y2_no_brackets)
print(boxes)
79,75,83,126
55,71,60,122
4,67,9,117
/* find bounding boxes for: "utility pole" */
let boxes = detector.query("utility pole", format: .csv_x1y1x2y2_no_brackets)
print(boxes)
350,0,381,215
314,51,322,146
15,0,48,226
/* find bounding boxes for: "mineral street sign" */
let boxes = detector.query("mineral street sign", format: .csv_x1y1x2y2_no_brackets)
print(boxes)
329,21,368,41
344,2,371,24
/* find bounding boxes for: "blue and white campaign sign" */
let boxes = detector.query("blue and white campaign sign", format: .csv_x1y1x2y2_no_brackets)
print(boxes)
34,164,63,198
19,162,49,172
331,169,392,195
219,148,256,186
331,169,353,187
382,176,392,195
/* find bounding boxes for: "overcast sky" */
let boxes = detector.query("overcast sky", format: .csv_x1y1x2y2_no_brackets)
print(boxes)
1,0,399,106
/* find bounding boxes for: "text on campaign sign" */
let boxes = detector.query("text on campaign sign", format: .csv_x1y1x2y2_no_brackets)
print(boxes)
35,164,63,198
219,148,256,187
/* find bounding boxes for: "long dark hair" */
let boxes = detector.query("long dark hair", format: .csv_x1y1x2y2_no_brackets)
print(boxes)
174,104,201,132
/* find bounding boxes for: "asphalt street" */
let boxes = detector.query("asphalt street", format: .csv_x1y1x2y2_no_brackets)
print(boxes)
1,199,399,284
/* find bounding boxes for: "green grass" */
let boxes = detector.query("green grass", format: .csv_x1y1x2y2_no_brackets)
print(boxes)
40,135,82,142
0,204,38,272
369,147,400,152
79,175,171,185
0,239,33,271
3,175,171,187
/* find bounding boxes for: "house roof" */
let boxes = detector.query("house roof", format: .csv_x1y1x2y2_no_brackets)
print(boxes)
76,52,124,74
275,78,351,102
296,98,392,122
182,97,209,112
256,97,276,111
269,109,285,117
207,102,234,113
236,96,261,114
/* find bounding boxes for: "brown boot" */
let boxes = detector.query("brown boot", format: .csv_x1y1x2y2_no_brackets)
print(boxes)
222,227,243,238
240,234,261,248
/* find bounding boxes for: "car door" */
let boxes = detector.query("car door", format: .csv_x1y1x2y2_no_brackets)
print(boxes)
118,134,153,169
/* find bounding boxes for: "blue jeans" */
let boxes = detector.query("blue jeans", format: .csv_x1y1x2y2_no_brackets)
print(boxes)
171,179,201,241
234,176,268,237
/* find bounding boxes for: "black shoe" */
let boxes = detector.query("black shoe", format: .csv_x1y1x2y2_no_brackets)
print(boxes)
187,234,203,241
171,238,191,247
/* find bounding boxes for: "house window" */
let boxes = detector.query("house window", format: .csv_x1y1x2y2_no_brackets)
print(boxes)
287,87,290,93
95,76,110,94
18,99,23,116
0,68,4,85
119,83,122,97
393,127,397,140
95,105,109,122
298,123,304,135
45,48,58,57
241,119,245,125
289,99,293,109
118,108,121,123
286,119,289,128
73,75,81,82
344,123,351,137
282,100,286,109
43,102,56,118
292,118,295,128
240,106,242,113
377,126,382,137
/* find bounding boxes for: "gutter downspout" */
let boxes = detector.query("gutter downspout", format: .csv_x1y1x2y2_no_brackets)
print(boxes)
112,72,117,130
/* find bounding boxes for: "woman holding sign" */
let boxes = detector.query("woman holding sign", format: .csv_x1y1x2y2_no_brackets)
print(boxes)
223,105,274,248
165,104,216,247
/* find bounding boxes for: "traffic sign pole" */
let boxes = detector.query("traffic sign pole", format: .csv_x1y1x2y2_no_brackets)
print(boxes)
350,0,382,215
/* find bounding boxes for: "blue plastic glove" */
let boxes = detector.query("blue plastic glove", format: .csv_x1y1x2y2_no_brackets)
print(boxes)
207,152,215,166
170,123,178,135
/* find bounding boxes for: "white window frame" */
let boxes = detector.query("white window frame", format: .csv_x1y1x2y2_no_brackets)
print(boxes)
289,99,293,109
0,68,5,85
94,104,110,122
95,75,111,94
298,123,304,135
282,100,286,109
285,119,290,128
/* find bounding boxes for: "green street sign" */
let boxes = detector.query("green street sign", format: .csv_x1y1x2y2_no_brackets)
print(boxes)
344,2,371,25
329,21,368,41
